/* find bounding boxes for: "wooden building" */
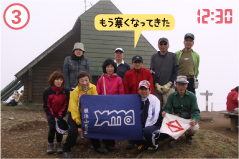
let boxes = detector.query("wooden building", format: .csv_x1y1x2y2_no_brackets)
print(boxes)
15,0,157,105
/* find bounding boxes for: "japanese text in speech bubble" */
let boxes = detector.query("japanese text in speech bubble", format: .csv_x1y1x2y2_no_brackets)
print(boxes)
95,14,175,48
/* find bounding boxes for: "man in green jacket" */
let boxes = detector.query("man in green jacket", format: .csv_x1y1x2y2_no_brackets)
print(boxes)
162,75,200,147
175,33,200,94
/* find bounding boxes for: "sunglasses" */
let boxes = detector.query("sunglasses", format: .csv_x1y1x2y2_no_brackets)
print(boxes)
159,43,168,46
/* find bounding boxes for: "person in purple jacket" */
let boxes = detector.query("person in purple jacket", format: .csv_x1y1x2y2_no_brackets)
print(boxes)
96,59,124,152
43,71,70,154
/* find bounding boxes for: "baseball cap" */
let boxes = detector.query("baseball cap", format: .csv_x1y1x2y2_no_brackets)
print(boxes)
72,42,85,52
139,80,150,89
158,37,169,44
114,48,124,53
176,75,189,84
132,55,143,63
184,33,194,40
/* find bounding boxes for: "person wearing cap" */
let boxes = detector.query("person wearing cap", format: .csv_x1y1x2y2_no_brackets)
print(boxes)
162,75,200,147
175,33,200,94
113,48,131,82
150,37,178,110
63,42,90,91
134,80,166,154
124,55,154,149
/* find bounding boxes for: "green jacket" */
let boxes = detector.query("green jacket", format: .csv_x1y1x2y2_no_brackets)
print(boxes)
175,49,200,78
164,90,200,123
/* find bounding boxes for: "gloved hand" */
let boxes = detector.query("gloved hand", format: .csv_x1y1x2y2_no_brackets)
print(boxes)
57,116,63,121
155,83,164,94
162,82,172,94
50,118,55,126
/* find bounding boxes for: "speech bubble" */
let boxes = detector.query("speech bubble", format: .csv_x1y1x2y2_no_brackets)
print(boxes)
95,14,175,48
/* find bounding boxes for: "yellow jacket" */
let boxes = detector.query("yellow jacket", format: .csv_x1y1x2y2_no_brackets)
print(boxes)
68,83,98,126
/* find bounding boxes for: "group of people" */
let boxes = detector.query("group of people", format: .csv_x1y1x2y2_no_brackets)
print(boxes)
43,33,201,158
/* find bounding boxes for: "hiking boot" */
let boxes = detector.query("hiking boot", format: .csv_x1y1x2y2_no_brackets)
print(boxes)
95,147,108,154
56,143,63,154
126,142,135,149
135,144,148,154
63,152,71,159
186,135,193,145
147,146,158,154
46,143,54,154
168,139,176,148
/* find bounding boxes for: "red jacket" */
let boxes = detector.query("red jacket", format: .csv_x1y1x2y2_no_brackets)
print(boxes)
43,86,70,118
96,74,124,95
124,68,154,94
226,89,239,111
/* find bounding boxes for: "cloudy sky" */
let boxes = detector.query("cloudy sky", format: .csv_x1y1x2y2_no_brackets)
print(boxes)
1,0,238,111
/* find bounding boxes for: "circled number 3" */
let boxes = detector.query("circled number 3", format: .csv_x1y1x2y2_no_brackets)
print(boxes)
12,10,21,24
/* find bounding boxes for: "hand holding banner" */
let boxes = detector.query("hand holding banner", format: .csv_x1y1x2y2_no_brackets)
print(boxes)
159,113,191,139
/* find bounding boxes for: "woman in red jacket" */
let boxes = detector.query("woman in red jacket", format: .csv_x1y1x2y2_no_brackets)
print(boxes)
96,59,124,151
226,86,239,112
43,71,70,154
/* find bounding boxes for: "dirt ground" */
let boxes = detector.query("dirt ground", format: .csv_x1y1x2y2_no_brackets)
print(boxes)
1,106,238,158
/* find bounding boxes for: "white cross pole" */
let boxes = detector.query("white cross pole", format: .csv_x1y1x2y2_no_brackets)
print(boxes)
200,90,213,112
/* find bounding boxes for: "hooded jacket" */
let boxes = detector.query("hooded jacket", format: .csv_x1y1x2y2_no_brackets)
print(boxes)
96,74,124,95
68,83,98,126
124,68,154,94
226,89,239,111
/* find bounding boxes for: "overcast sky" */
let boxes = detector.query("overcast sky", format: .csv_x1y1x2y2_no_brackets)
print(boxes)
1,0,238,111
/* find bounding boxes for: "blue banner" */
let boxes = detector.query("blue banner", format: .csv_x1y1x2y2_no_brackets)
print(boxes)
81,94,143,140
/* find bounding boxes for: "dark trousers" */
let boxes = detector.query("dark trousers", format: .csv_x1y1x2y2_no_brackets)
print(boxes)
187,78,195,94
63,112,79,152
90,139,115,149
63,112,103,152
47,119,63,143
134,125,167,148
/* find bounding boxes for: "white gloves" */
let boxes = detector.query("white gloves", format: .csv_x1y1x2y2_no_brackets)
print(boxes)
155,83,164,94
162,82,172,94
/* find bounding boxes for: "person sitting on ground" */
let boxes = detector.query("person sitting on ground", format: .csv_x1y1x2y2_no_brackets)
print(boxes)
226,86,239,112
96,59,124,152
43,71,70,154
5,90,21,106
63,71,107,158
162,75,200,147
134,80,166,154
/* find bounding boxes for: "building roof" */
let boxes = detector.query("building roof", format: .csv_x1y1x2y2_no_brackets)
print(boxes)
15,0,156,78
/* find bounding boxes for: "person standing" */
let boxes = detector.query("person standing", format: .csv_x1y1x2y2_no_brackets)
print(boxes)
96,59,124,151
63,42,89,91
124,55,154,149
150,37,178,110
43,71,70,154
113,48,130,82
175,33,200,94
